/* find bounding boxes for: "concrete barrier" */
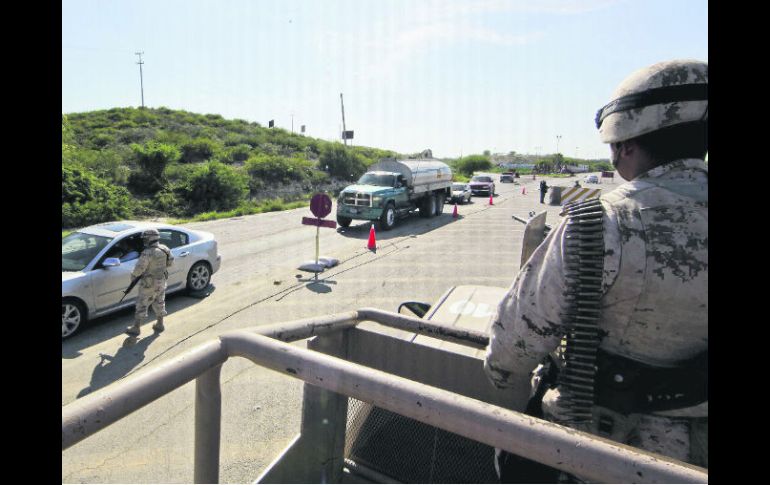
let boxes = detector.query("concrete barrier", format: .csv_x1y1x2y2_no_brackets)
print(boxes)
559,186,601,205
548,186,562,205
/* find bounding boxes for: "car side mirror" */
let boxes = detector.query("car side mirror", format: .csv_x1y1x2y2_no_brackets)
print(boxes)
102,257,121,268
398,301,432,318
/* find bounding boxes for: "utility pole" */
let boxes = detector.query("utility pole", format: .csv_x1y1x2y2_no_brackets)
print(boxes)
340,93,347,146
291,112,294,134
135,52,145,108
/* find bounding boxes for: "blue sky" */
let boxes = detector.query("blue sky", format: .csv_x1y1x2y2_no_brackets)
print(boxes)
62,0,708,160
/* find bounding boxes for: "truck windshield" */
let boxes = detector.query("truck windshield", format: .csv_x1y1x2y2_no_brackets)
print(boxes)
357,173,395,187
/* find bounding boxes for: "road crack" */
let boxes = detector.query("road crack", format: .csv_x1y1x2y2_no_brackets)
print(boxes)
63,401,194,482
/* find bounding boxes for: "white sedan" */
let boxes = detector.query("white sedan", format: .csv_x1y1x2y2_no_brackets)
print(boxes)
62,221,222,339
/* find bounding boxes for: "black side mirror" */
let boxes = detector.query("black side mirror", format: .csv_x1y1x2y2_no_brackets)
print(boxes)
397,301,431,318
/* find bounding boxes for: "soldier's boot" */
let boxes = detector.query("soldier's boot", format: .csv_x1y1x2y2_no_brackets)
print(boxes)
125,318,141,337
152,315,165,333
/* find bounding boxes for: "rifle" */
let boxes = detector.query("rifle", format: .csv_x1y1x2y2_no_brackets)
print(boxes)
119,275,142,303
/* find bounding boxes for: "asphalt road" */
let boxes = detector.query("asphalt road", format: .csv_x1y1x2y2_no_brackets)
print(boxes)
62,172,622,483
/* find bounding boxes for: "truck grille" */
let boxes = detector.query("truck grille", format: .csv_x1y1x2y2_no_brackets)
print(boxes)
342,192,372,207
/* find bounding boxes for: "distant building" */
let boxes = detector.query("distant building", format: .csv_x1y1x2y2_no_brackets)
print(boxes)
564,164,589,173
498,162,535,169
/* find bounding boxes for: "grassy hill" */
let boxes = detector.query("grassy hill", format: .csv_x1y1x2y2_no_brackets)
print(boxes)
61,107,401,228
61,107,610,229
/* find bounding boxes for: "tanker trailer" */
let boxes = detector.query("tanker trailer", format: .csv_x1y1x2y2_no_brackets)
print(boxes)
336,158,453,230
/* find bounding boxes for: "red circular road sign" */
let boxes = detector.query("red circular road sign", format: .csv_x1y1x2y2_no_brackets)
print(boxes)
310,193,332,218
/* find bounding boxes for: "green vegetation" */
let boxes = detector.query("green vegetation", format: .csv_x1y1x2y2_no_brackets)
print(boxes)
61,107,610,230
61,107,403,229
451,155,492,176
170,197,311,224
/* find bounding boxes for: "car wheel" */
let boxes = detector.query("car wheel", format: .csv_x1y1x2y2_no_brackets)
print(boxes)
337,215,352,228
379,203,396,231
187,261,212,292
62,299,86,339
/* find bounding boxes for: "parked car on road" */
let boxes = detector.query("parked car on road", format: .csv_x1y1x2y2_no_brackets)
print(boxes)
449,183,472,204
500,172,515,183
584,174,599,184
62,221,222,339
469,175,495,196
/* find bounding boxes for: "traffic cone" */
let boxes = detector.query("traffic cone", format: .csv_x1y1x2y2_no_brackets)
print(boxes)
489,194,494,205
452,204,458,218
367,224,377,250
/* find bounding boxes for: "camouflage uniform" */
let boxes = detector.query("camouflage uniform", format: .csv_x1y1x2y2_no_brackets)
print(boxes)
484,60,708,472
126,229,174,336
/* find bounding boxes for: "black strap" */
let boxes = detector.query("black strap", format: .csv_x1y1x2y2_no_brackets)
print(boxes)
594,349,708,414
595,83,708,129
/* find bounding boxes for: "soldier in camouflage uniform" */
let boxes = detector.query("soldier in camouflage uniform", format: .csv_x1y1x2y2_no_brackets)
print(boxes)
484,59,708,479
125,228,174,337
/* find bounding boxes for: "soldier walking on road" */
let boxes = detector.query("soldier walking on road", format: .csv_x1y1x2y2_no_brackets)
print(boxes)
485,59,708,481
538,180,548,203
125,228,174,337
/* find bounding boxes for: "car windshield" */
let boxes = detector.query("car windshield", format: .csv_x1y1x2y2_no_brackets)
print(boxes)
472,176,492,182
357,173,395,187
452,184,466,190
62,232,113,272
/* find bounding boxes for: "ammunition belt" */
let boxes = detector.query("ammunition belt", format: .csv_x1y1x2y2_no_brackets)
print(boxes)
595,349,708,414
556,198,605,424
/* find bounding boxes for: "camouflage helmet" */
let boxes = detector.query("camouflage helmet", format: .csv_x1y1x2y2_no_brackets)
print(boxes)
596,59,708,144
141,228,160,242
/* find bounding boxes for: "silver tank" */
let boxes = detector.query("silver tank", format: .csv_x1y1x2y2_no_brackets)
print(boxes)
367,159,452,189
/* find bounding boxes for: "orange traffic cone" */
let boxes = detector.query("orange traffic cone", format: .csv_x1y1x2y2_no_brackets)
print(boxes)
367,224,377,250
489,194,494,205
452,204,458,218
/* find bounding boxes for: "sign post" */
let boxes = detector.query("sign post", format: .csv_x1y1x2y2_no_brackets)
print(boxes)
299,194,338,277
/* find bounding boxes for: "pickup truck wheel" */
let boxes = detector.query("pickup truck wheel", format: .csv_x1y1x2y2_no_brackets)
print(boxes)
337,216,352,228
62,298,86,339
379,203,396,231
435,194,445,216
420,195,436,218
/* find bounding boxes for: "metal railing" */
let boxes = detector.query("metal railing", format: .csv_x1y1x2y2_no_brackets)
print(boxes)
62,309,708,484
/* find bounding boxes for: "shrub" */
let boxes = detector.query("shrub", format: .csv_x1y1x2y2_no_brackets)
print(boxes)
180,137,220,163
244,154,313,184
455,155,492,176
61,165,134,227
180,161,248,213
319,143,367,180
153,189,185,216
220,144,252,164
128,141,180,194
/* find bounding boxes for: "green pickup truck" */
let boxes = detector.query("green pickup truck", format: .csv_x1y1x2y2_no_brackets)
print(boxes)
336,158,453,230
